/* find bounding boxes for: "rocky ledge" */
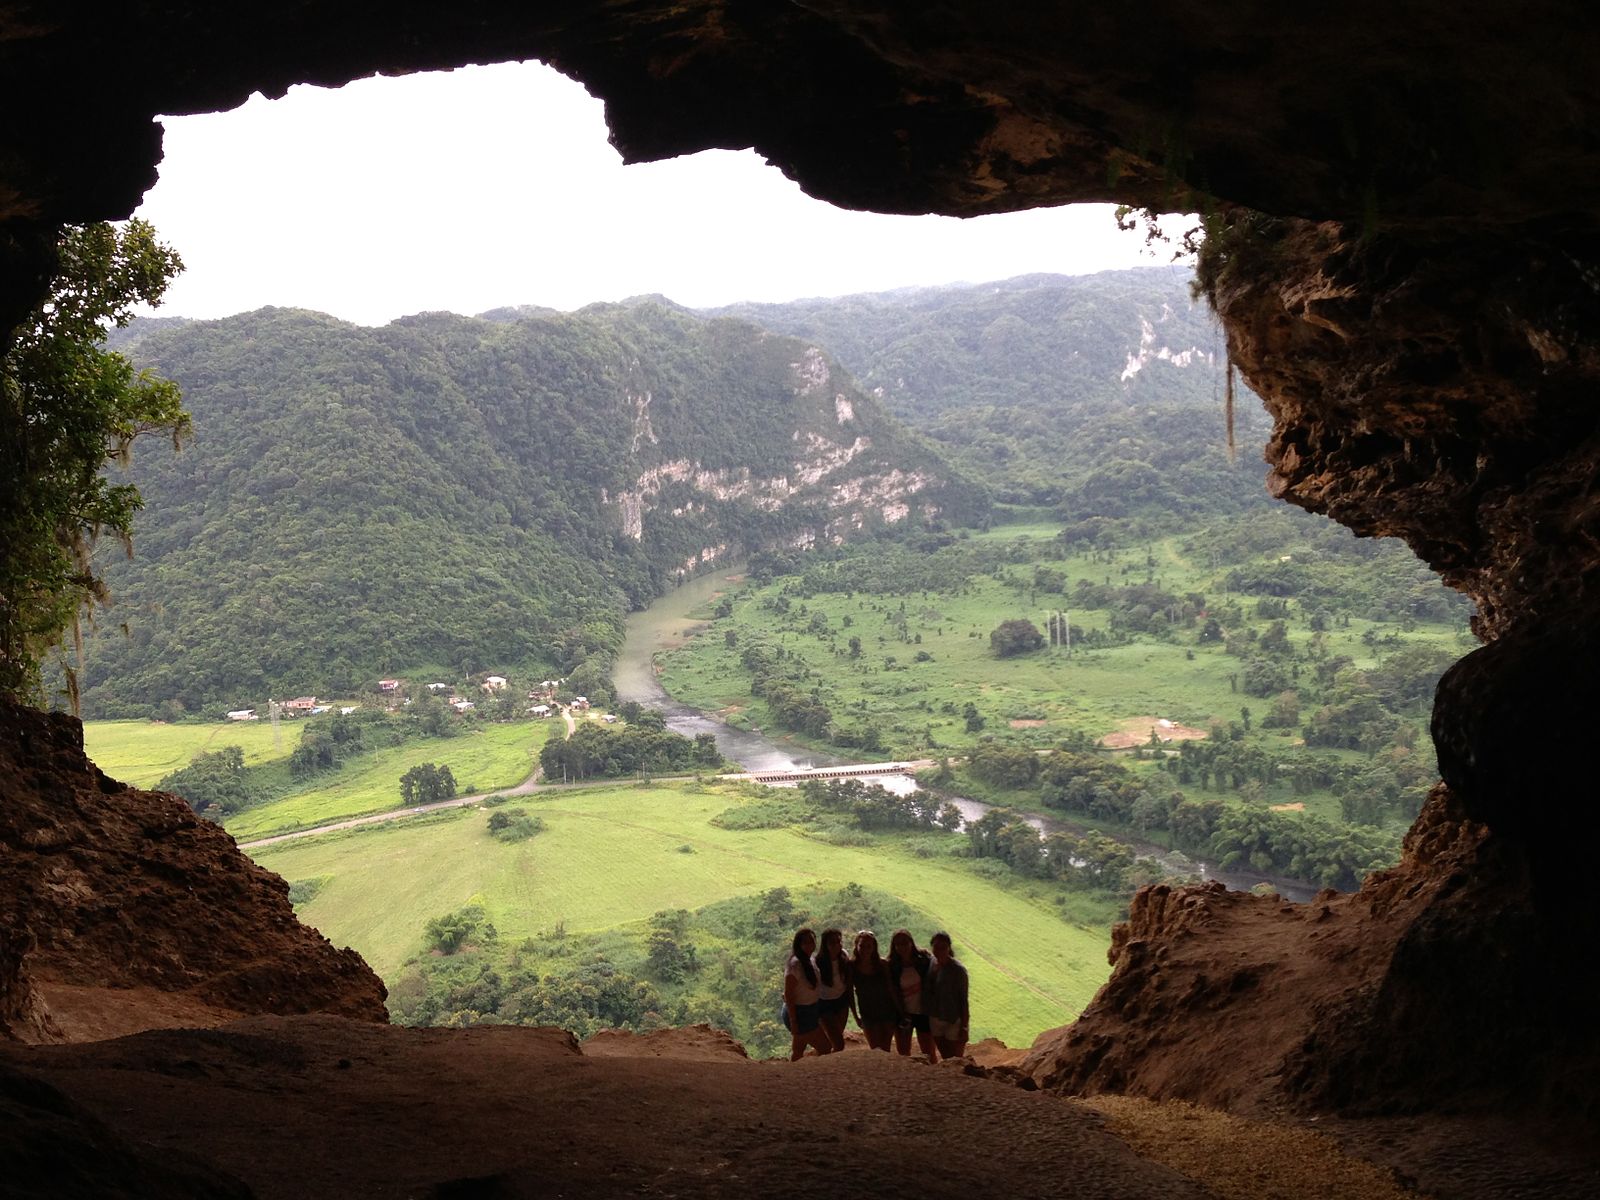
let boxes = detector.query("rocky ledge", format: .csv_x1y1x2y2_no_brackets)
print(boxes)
0,700,387,1043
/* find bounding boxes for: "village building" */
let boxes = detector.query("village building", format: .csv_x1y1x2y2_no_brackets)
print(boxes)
281,696,318,716
377,679,401,693
225,708,257,721
482,675,508,692
450,699,475,713
529,704,551,717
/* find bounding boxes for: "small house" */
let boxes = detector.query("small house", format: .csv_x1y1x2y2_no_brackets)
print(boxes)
282,696,318,715
225,708,257,722
482,675,508,692
602,713,618,724
571,696,590,711
450,698,475,713
426,682,452,693
529,704,551,717
377,679,401,693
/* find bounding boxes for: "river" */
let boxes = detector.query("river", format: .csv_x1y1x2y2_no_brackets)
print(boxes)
615,568,1319,903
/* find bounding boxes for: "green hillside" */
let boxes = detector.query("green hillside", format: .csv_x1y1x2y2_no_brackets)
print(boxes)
713,268,1276,513
78,304,985,717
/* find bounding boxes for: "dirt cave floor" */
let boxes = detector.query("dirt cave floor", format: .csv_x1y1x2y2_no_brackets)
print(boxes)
3,1016,1595,1200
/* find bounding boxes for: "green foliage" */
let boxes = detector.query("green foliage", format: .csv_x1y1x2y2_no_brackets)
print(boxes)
539,722,721,781
990,618,1045,658
0,220,187,700
399,762,457,806
74,301,986,716
715,270,1271,519
424,903,494,955
390,880,941,1052
156,744,267,817
286,875,331,908
486,807,544,842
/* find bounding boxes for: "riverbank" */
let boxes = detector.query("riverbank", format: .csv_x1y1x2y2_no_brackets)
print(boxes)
616,567,1324,903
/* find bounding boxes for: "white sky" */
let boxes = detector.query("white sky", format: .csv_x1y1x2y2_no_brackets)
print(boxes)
135,60,1175,326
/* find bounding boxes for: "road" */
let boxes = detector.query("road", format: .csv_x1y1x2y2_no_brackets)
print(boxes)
236,715,921,851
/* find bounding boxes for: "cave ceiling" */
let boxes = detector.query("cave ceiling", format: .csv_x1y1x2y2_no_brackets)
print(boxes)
2,2,1595,232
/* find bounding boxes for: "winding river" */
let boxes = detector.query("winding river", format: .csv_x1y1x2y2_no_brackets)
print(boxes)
615,569,1319,903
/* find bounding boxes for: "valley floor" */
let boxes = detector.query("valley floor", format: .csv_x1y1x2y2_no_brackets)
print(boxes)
9,1013,1553,1200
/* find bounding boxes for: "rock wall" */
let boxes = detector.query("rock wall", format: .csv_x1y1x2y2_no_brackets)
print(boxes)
0,700,387,1042
1022,787,1597,1118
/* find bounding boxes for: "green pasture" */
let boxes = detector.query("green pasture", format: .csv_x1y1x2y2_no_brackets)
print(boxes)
224,721,553,841
659,531,1468,763
251,781,1111,1046
83,718,302,787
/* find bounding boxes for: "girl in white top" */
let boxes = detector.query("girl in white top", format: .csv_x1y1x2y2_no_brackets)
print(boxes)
813,927,852,1052
783,928,833,1061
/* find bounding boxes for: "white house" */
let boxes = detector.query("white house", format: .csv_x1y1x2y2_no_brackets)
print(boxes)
482,675,508,692
226,708,257,721
426,683,452,693
450,698,475,713
529,704,551,717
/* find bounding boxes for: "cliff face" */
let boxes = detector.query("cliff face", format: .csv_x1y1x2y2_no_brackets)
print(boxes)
0,700,387,1043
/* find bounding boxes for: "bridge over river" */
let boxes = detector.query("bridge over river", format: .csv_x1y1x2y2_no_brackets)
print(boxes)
725,759,935,785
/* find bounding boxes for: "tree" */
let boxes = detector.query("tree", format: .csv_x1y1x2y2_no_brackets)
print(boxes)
0,220,187,700
400,762,458,806
989,618,1045,658
157,745,261,817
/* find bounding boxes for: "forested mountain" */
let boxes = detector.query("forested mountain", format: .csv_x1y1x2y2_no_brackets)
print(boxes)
79,304,985,716
712,268,1276,513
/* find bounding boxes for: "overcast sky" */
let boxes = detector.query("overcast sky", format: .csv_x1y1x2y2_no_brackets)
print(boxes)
134,60,1178,326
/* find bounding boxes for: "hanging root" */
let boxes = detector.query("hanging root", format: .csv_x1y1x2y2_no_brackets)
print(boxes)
1225,354,1237,462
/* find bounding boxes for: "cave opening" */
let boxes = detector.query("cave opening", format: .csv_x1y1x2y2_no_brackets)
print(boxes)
4,5,1600,1195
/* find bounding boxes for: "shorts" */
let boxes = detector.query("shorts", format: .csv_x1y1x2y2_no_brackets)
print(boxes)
788,1002,820,1035
898,1013,930,1035
816,995,849,1016
930,1016,967,1042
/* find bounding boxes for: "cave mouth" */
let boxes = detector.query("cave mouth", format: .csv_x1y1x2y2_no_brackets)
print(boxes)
3,0,1599,1142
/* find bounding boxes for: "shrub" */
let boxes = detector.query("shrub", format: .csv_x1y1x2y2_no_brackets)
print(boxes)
486,808,544,843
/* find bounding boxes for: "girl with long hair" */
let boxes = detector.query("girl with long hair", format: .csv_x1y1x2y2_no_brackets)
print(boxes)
814,928,852,1052
782,927,832,1061
926,930,970,1059
848,929,899,1051
886,928,937,1060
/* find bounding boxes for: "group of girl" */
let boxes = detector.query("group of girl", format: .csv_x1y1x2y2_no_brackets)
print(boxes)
782,927,970,1063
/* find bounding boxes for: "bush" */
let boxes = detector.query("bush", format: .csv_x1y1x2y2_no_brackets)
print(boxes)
486,808,544,843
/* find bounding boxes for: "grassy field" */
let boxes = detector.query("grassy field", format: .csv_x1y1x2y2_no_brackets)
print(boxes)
222,721,554,841
664,533,1466,754
251,781,1111,1046
84,718,302,787
655,529,1467,826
